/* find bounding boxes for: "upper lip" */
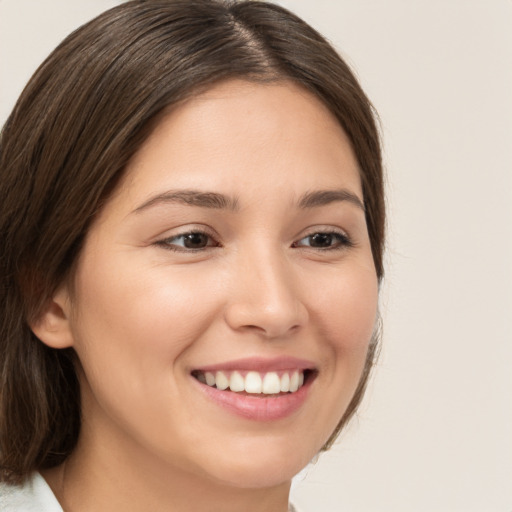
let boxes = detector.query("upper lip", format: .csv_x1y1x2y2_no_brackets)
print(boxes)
192,356,316,373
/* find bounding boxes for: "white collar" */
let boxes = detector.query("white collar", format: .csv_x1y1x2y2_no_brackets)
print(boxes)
0,472,63,512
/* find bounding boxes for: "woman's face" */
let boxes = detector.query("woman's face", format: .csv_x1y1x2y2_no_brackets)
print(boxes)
64,80,378,488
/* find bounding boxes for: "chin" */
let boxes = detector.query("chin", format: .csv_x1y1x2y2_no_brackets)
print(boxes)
194,435,316,489
208,460,303,490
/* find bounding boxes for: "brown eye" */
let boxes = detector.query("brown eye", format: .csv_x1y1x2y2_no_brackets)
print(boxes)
308,233,335,248
294,231,352,250
158,231,218,251
182,232,210,249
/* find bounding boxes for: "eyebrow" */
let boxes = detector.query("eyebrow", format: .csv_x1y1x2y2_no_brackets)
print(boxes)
298,189,365,211
133,190,240,213
132,187,364,214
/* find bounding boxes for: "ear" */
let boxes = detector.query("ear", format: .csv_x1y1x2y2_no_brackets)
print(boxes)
30,286,75,349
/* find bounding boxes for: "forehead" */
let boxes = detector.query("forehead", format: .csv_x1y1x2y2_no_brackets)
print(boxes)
118,79,362,209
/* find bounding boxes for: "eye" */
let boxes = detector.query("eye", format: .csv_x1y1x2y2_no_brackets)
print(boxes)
157,231,219,251
293,231,353,250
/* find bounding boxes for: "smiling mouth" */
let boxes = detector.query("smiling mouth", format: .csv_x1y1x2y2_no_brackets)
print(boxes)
191,369,314,396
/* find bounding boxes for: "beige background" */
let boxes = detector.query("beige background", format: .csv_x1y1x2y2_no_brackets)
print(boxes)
1,1,511,511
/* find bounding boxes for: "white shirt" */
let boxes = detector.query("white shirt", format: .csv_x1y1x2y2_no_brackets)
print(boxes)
0,472,63,511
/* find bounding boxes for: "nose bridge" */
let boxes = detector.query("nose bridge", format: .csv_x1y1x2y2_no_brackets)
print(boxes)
224,241,307,338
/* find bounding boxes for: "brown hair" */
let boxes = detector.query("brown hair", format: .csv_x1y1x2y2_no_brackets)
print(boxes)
0,0,384,484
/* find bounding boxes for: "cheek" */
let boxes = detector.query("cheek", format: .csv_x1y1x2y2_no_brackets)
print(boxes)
68,257,228,452
314,262,379,352
310,260,378,409
70,254,225,387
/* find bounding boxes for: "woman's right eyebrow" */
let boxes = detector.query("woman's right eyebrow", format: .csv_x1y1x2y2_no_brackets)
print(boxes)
132,190,240,214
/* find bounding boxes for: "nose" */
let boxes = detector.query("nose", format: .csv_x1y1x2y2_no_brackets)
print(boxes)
223,248,308,339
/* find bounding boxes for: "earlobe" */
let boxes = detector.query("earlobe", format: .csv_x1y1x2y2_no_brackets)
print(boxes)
30,286,75,349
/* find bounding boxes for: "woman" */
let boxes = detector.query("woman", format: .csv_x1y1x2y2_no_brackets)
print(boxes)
0,1,384,510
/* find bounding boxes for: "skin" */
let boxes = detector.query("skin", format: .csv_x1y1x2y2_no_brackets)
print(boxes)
36,80,379,512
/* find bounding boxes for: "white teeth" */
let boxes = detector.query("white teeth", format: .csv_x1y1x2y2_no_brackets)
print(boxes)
262,372,281,394
215,371,229,390
245,371,262,393
197,369,308,394
289,371,299,392
280,373,290,392
229,371,245,392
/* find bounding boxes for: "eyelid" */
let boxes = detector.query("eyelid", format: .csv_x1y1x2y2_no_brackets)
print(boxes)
155,226,221,252
293,227,354,250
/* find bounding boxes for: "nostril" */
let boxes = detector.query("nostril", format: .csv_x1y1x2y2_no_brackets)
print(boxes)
223,269,308,338
224,303,308,340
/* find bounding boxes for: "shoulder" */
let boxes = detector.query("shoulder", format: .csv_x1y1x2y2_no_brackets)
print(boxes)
0,472,63,512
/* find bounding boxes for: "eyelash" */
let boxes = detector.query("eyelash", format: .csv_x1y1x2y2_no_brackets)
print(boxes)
155,229,219,252
155,228,354,253
292,230,354,251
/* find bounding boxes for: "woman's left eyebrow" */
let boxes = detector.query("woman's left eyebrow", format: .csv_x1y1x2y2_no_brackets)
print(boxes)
297,189,365,211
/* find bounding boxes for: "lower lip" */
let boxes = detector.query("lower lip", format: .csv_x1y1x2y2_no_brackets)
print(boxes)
194,376,314,421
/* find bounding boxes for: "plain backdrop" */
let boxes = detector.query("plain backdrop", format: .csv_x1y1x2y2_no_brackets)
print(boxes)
1,1,511,511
